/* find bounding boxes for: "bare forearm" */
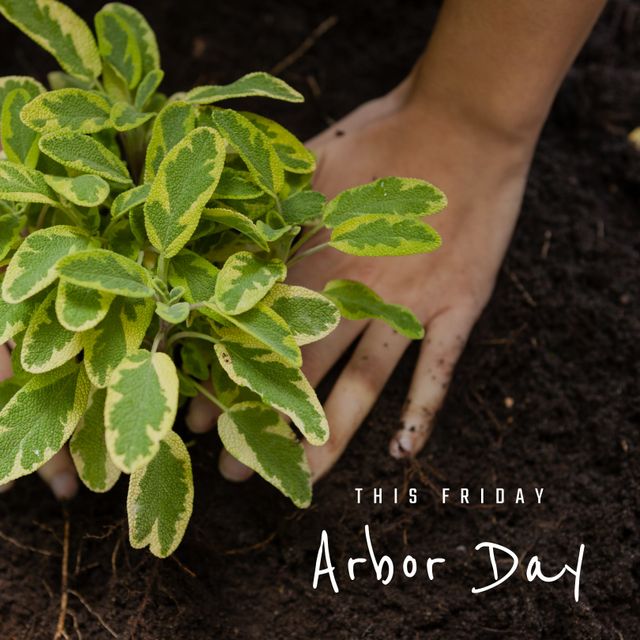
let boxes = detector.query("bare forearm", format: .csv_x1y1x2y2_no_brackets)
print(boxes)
409,0,606,141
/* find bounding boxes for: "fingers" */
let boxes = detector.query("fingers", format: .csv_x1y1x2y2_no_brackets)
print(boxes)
0,345,12,381
185,382,253,479
185,380,222,434
390,306,478,459
305,322,410,481
217,319,367,482
218,449,254,482
37,447,78,500
302,318,367,387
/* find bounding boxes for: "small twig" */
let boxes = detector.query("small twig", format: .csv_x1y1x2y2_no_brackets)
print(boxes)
82,521,123,541
223,530,277,556
540,229,552,259
67,609,82,640
127,561,159,638
270,16,338,76
110,534,122,581
54,509,71,640
505,268,537,308
68,590,118,639
171,555,197,578
0,528,59,557
42,579,55,600
471,389,506,433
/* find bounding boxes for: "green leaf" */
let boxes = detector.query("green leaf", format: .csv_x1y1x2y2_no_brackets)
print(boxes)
143,101,195,182
323,279,424,339
211,108,284,196
155,301,189,324
186,72,303,105
105,349,178,473
135,69,164,111
0,0,101,83
0,76,45,114
43,174,110,207
70,386,120,492
220,302,301,366
46,70,91,90
144,127,226,257
213,167,263,200
219,402,311,507
210,356,258,407
202,207,268,250
262,283,340,345
281,190,325,225
1,89,40,168
39,132,132,184
0,297,37,345
0,378,21,408
55,279,114,332
111,183,150,220
168,249,218,304
329,215,441,256
0,362,89,484
180,341,209,381
243,112,315,174
104,3,160,76
127,430,193,558
215,328,328,445
21,288,84,374
0,162,57,205
2,225,93,303
20,89,112,134
83,297,154,388
255,219,294,242
323,177,447,228
214,251,286,315
110,101,155,132
105,217,142,260
0,212,21,262
95,5,142,89
101,59,129,103
56,249,154,298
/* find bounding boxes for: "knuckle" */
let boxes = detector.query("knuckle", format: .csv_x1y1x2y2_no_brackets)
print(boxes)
348,353,385,396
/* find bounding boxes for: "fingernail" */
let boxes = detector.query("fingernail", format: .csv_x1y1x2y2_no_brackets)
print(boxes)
389,429,415,459
219,452,253,482
50,471,78,501
0,481,15,494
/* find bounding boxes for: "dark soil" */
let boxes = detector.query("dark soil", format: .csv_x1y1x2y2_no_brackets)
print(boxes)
1,1,640,638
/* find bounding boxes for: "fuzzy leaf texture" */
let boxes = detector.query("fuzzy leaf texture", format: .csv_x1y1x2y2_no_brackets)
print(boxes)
219,402,312,508
0,0,446,559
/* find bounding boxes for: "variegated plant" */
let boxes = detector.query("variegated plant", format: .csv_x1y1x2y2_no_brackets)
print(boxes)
0,0,446,558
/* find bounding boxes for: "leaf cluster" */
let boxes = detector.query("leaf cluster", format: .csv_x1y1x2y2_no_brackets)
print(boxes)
0,0,446,557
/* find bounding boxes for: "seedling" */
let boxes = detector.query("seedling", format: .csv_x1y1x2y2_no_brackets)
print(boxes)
0,0,445,557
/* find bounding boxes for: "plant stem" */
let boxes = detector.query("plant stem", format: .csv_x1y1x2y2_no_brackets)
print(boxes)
289,222,323,256
191,379,228,412
156,253,169,282
151,320,169,354
286,241,329,267
35,205,49,230
166,331,219,349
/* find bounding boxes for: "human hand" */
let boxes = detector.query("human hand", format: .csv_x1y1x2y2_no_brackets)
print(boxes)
188,82,538,481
